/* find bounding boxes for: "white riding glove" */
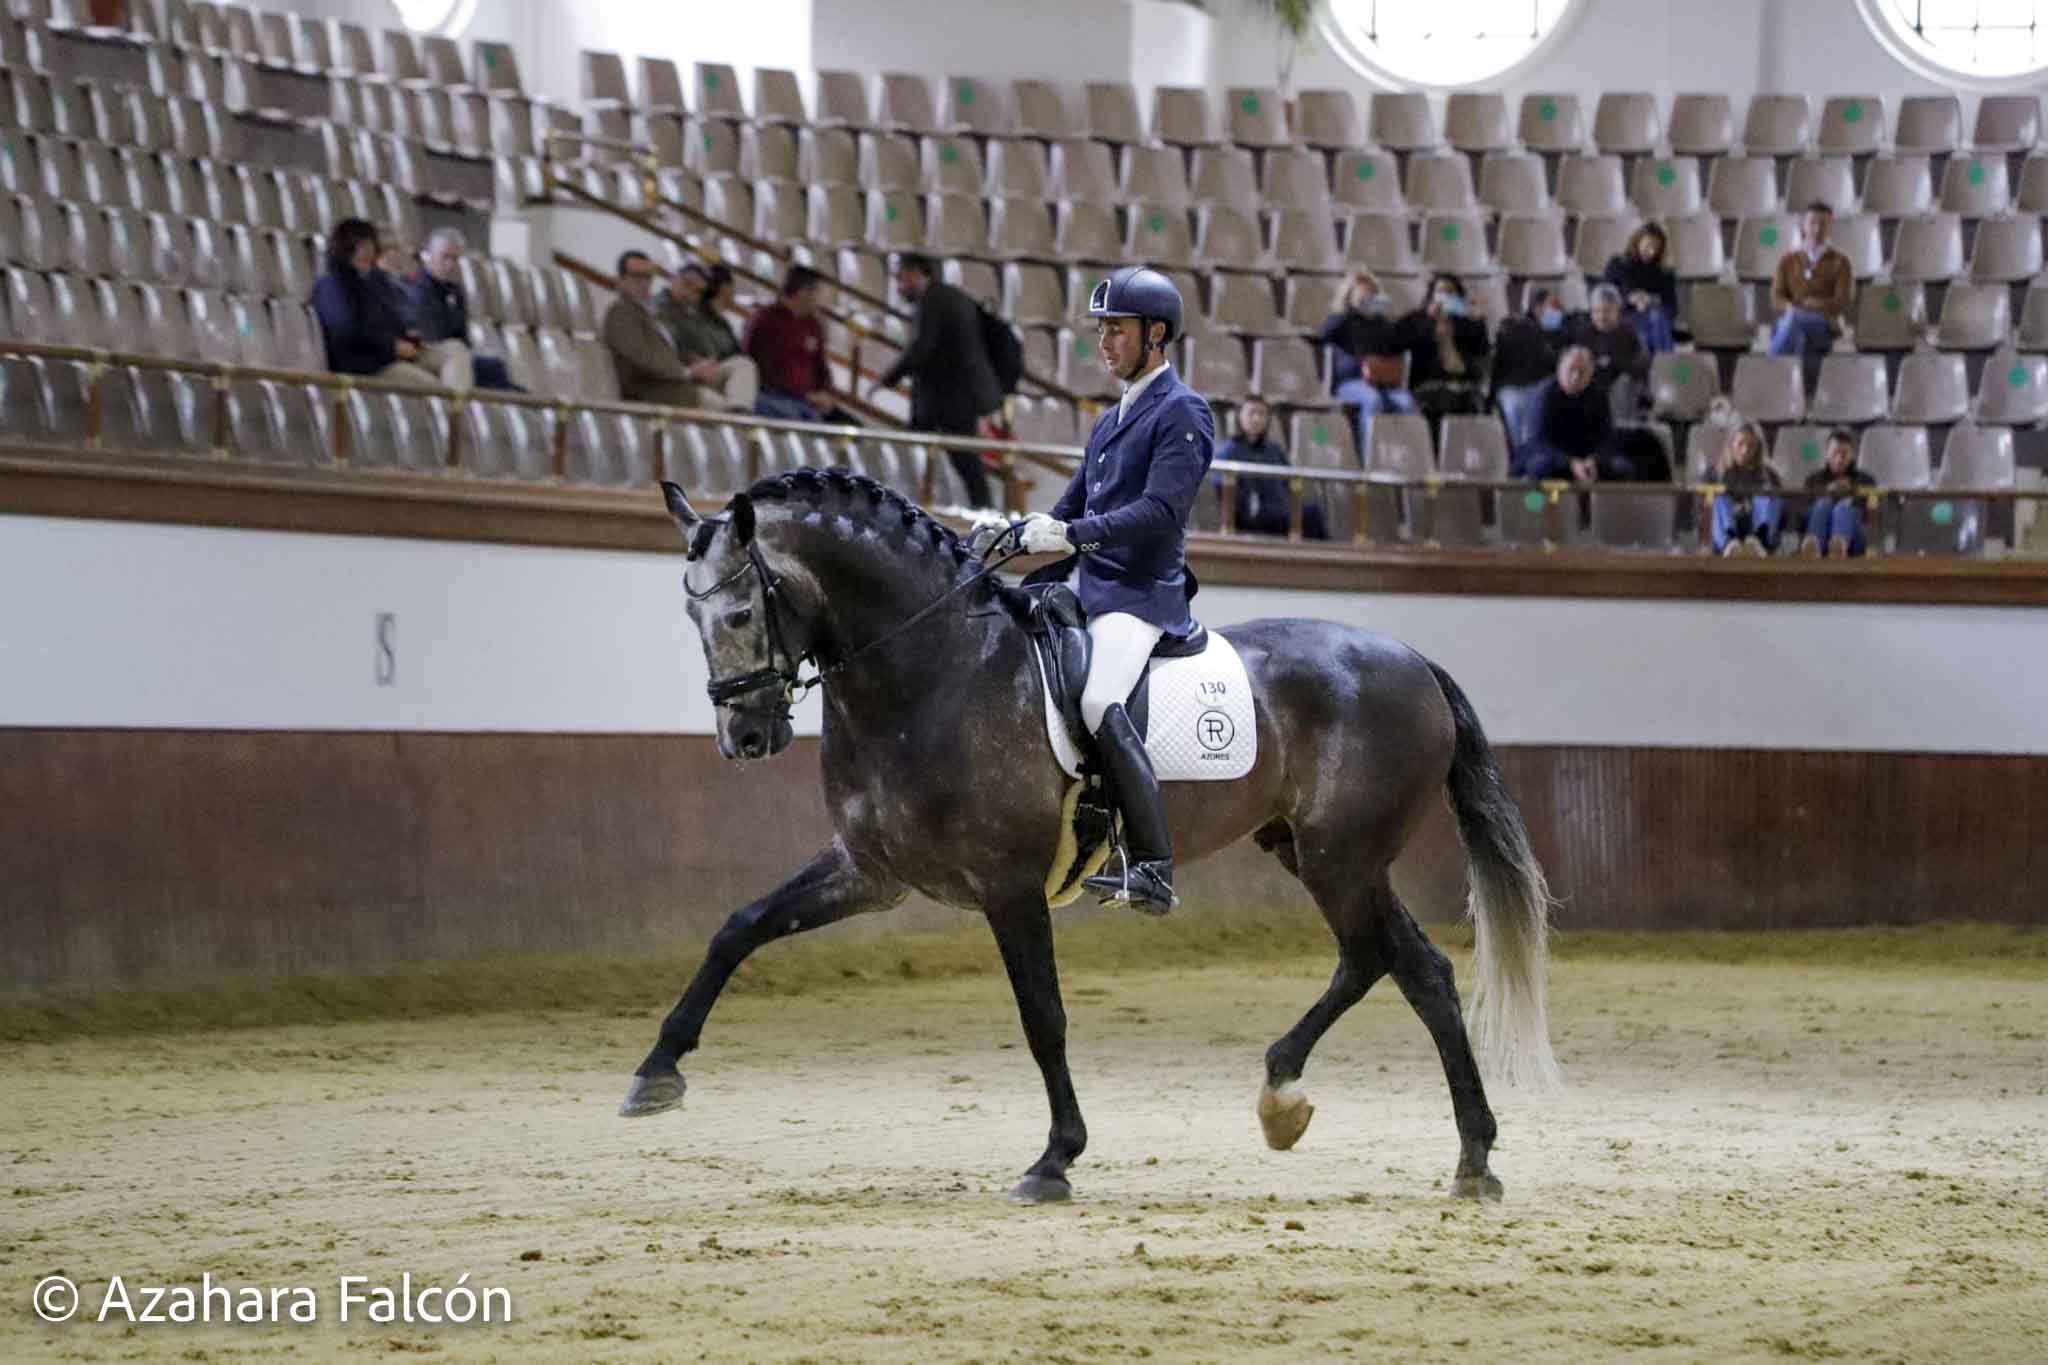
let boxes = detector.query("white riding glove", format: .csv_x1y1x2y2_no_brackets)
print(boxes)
1018,514,1073,555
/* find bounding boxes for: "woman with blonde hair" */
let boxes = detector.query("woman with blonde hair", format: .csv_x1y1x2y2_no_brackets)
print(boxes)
1710,419,1783,556
1317,268,1414,451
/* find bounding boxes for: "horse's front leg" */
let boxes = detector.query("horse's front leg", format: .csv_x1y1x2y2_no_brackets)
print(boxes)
620,839,903,1117
986,899,1087,1204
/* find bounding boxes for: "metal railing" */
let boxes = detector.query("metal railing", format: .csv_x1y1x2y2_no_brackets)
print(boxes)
1,337,2041,558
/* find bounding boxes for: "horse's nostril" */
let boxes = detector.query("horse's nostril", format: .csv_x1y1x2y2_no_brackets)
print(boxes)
739,733,766,758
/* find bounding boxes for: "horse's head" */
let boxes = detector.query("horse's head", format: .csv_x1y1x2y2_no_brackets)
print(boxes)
664,481,799,761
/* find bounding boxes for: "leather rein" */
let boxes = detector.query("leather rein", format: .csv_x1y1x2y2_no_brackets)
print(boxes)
685,521,1030,722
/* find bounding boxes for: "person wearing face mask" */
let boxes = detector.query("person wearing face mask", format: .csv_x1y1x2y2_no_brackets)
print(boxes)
1601,222,1680,354
1399,273,1491,421
994,265,1213,913
1490,285,1570,455
1318,269,1415,452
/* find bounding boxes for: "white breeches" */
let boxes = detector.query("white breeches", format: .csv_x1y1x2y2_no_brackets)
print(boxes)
1081,610,1165,733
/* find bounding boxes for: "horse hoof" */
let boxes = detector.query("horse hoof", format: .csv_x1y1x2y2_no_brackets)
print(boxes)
1450,1172,1504,1202
618,1068,686,1118
1257,1080,1315,1151
1007,1173,1073,1205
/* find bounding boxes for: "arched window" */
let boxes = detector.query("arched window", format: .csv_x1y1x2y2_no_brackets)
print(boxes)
1858,0,2048,88
1321,0,1586,90
389,0,478,39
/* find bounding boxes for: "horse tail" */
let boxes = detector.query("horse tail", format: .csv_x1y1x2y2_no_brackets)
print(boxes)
1426,660,1563,1092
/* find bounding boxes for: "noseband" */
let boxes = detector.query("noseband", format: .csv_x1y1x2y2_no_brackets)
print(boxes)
685,520,1028,723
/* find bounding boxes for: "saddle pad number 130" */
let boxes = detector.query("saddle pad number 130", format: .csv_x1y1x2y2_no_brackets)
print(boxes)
1043,632,1258,782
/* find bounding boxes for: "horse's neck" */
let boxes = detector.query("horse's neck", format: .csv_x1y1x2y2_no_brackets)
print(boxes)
767,514,993,678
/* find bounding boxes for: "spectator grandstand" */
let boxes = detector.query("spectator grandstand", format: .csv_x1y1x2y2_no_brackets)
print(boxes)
0,0,2042,556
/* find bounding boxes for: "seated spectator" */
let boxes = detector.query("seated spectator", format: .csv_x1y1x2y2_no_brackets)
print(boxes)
1513,346,1635,483
1491,285,1567,452
310,218,442,390
744,264,851,423
1712,420,1783,556
1769,201,1852,359
603,249,705,409
1602,222,1679,353
402,227,521,392
656,262,760,413
1318,270,1414,450
1400,273,1491,421
1801,425,1876,557
866,252,1003,508
1217,395,1326,539
1567,283,1650,418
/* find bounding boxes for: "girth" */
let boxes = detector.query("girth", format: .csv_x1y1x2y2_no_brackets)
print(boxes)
1018,583,1207,750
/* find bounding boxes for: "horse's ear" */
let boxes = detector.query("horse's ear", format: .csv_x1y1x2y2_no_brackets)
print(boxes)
661,481,700,537
729,493,756,545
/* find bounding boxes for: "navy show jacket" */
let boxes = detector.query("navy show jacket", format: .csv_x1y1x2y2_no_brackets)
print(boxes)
1041,364,1214,634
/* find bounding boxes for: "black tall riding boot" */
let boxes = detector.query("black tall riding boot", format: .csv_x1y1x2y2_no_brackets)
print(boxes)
1082,703,1176,913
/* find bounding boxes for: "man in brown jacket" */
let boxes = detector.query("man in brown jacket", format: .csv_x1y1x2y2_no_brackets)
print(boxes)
1768,201,1853,358
602,250,703,409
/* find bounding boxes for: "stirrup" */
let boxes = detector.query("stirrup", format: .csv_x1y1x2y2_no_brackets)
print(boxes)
1084,848,1177,914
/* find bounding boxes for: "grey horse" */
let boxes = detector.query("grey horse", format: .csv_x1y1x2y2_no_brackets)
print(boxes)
622,468,1560,1204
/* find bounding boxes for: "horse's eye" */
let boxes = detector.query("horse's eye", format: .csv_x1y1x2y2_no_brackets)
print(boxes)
724,607,753,628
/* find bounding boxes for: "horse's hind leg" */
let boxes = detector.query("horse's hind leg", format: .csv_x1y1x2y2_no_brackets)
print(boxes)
1384,898,1502,1200
620,840,903,1117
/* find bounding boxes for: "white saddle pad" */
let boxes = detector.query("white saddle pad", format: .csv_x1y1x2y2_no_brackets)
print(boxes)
1037,630,1258,782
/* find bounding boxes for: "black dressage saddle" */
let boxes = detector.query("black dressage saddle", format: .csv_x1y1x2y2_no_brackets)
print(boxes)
1019,583,1207,752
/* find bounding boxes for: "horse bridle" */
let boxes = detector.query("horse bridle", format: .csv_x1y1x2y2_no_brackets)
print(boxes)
685,520,1029,723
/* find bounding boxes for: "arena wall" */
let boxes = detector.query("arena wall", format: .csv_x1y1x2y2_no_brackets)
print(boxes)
3,515,2042,990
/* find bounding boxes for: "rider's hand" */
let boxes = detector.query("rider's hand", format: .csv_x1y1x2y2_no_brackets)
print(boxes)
1019,514,1072,555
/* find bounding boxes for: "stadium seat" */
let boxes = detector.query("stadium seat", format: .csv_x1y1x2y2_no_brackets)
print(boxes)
1891,351,1970,423
1053,201,1122,263
1651,351,1722,421
1405,152,1478,213
1479,152,1552,216
1556,155,1627,217
1731,355,1806,423
1445,92,1511,155
1290,412,1360,540
1733,214,1800,280
1252,338,1325,406
920,135,982,194
1572,214,1633,279
987,196,1055,260
1743,94,1812,157
1122,144,1191,207
1010,81,1073,140
1630,155,1702,217
1224,86,1287,148
1852,282,1925,353
1708,155,1782,217
1151,85,1216,146
815,71,871,128
1126,202,1197,268
1967,216,2042,282
1180,332,1250,401
754,69,807,125
1433,414,1509,547
1860,156,1935,218
1592,91,1662,157
1893,95,1960,157
1421,214,1493,275
1934,282,2012,351
1669,212,1729,280
1190,146,1257,205
1296,88,1361,148
1518,92,1585,153
1263,149,1331,211
1938,155,2010,217
1058,328,1119,399
1363,412,1433,540
859,132,920,192
1857,423,1934,492
1210,272,1283,333
1496,215,1570,278
1048,139,1116,203
1271,210,1340,273
1669,93,1735,158
1769,424,1836,488
1344,211,1419,276
2017,281,2048,350
1896,423,2014,555
877,73,939,134
741,125,800,181
1971,95,2040,153
1890,214,1965,281
1808,354,1890,424
1332,148,1406,211
1590,485,1681,551
1082,82,1142,144
942,76,1007,136
1973,348,2048,424
1369,92,1438,151
1817,95,1885,155
1686,281,1758,349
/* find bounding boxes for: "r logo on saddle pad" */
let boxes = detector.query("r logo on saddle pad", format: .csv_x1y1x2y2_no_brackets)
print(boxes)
1035,631,1257,782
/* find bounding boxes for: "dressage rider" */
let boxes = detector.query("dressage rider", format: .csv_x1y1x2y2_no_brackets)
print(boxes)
1007,265,1214,912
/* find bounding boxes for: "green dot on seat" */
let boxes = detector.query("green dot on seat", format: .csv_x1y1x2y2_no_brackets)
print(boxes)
1075,340,1091,358
958,83,976,106
702,131,714,151
1441,222,1461,242
1801,439,1821,462
1312,425,1329,443
1539,100,1558,122
1148,211,1166,232
884,201,899,222
1356,160,1376,180
2010,364,2030,387
1968,163,1986,185
1522,490,1547,512
1843,101,1863,124
483,49,499,68
940,145,958,164
1931,501,1955,525
1760,225,1780,247
1656,163,1675,186
1673,362,1694,384
704,71,721,91
1241,94,1261,115
1882,292,1903,313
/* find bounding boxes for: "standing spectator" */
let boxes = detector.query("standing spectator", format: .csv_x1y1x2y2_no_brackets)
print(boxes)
1400,273,1491,421
1318,270,1415,450
402,227,521,392
1513,346,1635,482
1491,285,1568,453
1216,395,1325,539
603,250,704,408
1712,420,1783,555
1801,425,1877,557
1602,222,1679,353
866,253,1004,509
1769,202,1853,358
310,218,440,389
657,263,760,412
744,264,850,422
1568,283,1650,417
